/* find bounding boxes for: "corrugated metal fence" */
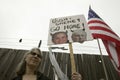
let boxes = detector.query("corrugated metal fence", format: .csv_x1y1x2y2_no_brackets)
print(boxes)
0,48,120,80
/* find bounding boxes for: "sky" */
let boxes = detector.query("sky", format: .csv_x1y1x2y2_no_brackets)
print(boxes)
0,0,120,55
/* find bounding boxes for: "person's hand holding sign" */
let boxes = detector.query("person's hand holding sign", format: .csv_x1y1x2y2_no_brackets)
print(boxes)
71,72,82,80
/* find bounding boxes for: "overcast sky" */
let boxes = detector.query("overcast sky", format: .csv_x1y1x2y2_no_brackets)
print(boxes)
0,0,120,55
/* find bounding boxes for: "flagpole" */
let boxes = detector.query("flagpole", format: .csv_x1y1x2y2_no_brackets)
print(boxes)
69,42,76,74
97,39,109,80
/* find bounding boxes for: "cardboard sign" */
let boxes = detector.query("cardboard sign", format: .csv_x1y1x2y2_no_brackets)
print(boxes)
48,15,93,45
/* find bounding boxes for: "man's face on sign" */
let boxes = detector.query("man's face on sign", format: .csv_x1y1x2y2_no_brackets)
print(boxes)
52,32,68,44
71,30,87,43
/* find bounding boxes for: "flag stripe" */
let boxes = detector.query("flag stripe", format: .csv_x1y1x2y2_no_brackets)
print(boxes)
88,18,109,27
88,19,119,37
92,34,120,44
90,30,120,45
89,26,117,36
88,23,111,31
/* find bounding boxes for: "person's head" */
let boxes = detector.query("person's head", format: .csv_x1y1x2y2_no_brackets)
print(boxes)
71,29,87,43
16,47,42,75
51,31,69,44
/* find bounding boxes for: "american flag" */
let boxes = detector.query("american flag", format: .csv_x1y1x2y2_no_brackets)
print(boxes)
88,7,120,76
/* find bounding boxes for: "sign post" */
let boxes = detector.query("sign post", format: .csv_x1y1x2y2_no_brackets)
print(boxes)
69,42,76,73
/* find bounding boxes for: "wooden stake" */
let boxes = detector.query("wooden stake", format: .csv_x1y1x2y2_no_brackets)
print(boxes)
69,42,76,73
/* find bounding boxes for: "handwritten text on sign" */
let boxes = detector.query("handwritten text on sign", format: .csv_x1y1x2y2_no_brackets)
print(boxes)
50,15,86,33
